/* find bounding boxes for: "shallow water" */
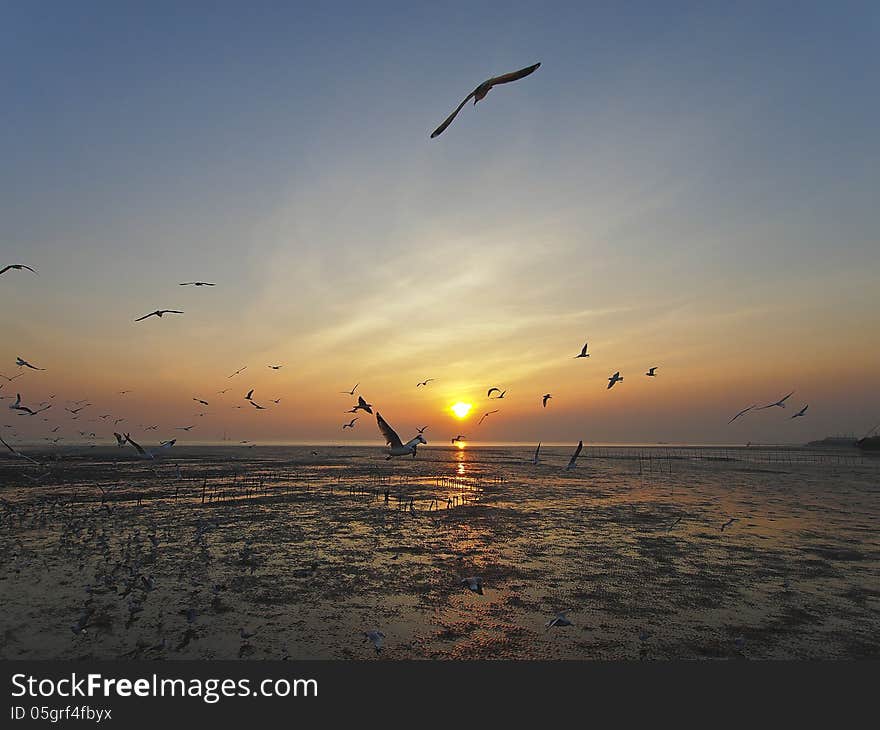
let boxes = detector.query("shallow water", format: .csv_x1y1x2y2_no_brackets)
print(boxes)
1,445,878,659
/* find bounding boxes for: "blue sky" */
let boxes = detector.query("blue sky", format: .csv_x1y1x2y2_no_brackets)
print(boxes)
1,1,878,444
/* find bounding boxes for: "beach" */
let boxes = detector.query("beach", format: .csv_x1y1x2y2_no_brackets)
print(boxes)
1,444,878,660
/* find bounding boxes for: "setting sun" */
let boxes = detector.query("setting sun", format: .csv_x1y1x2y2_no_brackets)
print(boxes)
451,402,472,419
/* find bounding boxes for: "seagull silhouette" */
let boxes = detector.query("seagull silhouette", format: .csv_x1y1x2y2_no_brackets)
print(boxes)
565,440,583,470
478,410,499,425
607,372,623,389
430,62,541,138
16,357,44,370
227,366,247,378
542,393,552,407
179,281,215,286
728,404,756,424
340,383,359,395
646,367,658,377
1,264,37,275
342,417,359,429
790,404,809,419
134,310,183,322
575,341,590,358
756,391,794,410
416,378,435,387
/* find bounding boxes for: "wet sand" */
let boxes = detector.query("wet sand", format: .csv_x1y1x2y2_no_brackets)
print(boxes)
1,445,878,659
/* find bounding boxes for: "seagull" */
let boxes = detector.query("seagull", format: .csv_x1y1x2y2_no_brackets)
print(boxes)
271,398,281,404
16,403,51,417
134,310,184,321
0,434,39,464
340,383,359,395
545,612,573,630
16,357,45,370
245,389,254,400
113,432,127,446
478,410,499,425
728,404,756,424
531,442,541,465
65,405,90,414
487,387,507,399
268,364,283,370
227,366,247,378
607,372,623,389
0,372,24,382
487,387,502,398
353,396,373,414
451,434,466,444
790,404,809,419
1,264,37,275
646,367,658,377
565,440,583,470
179,281,215,286
575,341,590,358
756,391,794,410
542,393,552,407
416,378,435,387
342,417,359,430
177,425,195,431
364,630,385,654
416,425,428,434
249,401,266,410
460,576,484,595
721,518,738,532
123,434,175,460
376,413,426,459
193,398,209,406
430,62,541,138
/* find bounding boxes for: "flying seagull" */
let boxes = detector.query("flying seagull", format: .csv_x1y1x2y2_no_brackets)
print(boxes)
487,387,504,398
268,364,283,370
193,398,209,406
430,62,541,138
245,388,255,401
531,442,541,465
416,378,435,387
249,400,266,410
728,404,756,424
179,281,215,286
478,409,499,425
134,310,183,322
790,404,809,419
575,341,590,358
417,425,428,434
756,391,794,410
451,434,466,444
342,417,359,430
1,264,37,275
16,357,44,370
0,372,24,382
227,366,247,378
542,393,552,407
721,518,738,532
340,383,359,396
353,396,373,414
376,412,426,459
565,440,583,470
646,367,658,377
607,372,623,389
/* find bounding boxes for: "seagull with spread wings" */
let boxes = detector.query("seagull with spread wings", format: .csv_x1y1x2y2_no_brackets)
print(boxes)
607,372,623,389
340,383,359,396
353,396,373,414
728,404,756,424
790,404,809,419
430,62,541,138
756,391,794,410
342,417,359,430
376,412,426,459
646,367,659,377
179,281,215,286
134,310,184,322
565,440,583,470
478,409,499,425
575,341,590,358
1,264,37,275
531,442,541,465
16,357,45,370
227,366,247,378
416,378,435,387
542,394,552,408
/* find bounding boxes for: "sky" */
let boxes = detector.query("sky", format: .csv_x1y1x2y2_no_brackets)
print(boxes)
1,1,878,446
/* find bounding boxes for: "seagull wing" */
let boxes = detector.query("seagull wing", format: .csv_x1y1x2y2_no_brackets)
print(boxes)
486,62,541,88
566,440,583,469
124,434,147,456
134,312,156,321
430,91,476,138
376,413,404,449
487,387,501,397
